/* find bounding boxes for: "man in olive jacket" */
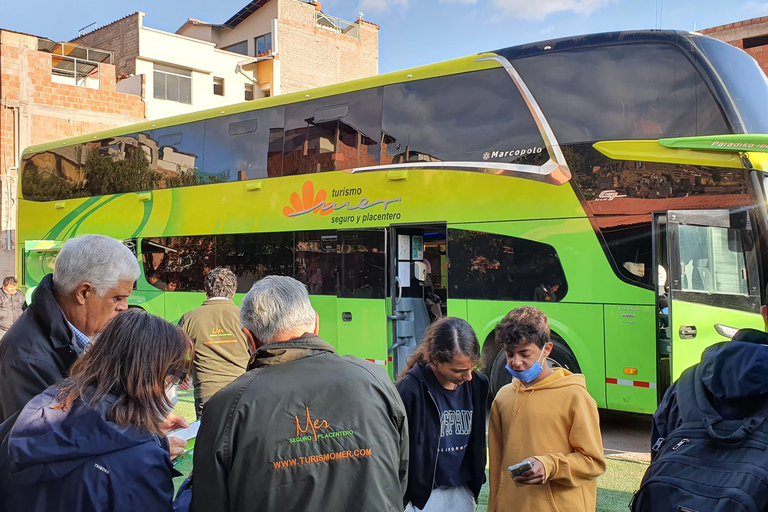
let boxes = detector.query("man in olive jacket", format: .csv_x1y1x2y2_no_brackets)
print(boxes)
178,268,249,418
190,276,409,512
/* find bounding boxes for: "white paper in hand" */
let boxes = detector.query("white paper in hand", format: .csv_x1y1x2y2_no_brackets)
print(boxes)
173,420,200,442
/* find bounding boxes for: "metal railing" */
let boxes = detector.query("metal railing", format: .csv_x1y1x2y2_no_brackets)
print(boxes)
315,11,360,39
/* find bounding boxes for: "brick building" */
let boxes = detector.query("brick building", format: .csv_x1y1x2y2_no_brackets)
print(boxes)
177,0,379,96
71,0,379,119
0,29,145,276
702,16,768,72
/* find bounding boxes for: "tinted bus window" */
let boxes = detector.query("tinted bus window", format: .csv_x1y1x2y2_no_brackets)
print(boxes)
203,107,285,181
151,121,217,188
381,68,545,166
21,133,156,201
217,232,294,292
565,143,749,286
296,231,339,295
693,36,768,134
283,88,382,175
448,229,567,301
513,43,730,144
339,230,386,299
142,236,215,292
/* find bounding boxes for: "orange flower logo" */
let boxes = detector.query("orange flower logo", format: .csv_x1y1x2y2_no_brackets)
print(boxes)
283,181,333,217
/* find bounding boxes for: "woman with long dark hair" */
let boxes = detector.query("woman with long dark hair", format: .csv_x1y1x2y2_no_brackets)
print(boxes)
396,317,489,511
0,309,192,512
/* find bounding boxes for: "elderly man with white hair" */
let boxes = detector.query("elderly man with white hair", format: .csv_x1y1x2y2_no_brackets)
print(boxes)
0,235,139,422
189,275,409,512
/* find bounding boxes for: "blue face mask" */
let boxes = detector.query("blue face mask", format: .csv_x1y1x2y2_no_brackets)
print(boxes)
505,348,547,383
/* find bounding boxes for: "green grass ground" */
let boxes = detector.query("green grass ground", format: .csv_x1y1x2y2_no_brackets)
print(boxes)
171,390,649,510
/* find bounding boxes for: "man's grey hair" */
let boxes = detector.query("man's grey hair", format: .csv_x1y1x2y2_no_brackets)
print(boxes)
54,235,140,297
205,267,238,299
240,276,316,344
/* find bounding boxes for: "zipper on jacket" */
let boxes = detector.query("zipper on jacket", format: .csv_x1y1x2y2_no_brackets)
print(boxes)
671,438,689,451
651,437,665,453
426,390,441,490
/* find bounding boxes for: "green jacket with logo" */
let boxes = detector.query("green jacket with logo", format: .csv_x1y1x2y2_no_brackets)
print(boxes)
190,334,409,512
178,299,249,400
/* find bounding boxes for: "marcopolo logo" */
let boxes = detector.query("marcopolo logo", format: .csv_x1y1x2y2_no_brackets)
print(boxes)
283,181,403,226
482,146,544,160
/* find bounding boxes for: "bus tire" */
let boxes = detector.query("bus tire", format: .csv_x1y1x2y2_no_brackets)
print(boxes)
478,331,501,378
488,335,580,398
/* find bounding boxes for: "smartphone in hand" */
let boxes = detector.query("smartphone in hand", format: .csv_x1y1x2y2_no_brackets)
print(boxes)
507,460,533,479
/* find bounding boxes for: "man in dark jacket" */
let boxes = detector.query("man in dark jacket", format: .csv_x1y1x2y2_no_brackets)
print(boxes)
0,235,139,422
0,276,26,339
190,275,409,512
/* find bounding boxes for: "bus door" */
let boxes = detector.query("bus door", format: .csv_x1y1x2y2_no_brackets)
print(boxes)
388,226,447,377
664,209,763,381
22,240,63,303
335,229,389,368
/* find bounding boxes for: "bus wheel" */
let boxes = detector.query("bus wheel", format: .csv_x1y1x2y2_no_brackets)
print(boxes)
478,331,501,379
488,336,579,398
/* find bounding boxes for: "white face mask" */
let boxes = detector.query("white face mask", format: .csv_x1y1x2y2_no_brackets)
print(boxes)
166,384,178,408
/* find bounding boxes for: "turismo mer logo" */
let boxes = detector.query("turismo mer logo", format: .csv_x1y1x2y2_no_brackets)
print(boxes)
283,181,402,225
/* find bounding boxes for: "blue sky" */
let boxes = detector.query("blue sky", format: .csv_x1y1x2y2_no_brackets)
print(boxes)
2,0,767,73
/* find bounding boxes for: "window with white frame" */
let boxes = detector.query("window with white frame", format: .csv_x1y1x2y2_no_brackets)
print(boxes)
153,63,192,104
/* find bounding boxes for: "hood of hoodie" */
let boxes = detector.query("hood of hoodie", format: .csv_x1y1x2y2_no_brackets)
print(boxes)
698,341,768,402
4,386,157,485
510,367,585,392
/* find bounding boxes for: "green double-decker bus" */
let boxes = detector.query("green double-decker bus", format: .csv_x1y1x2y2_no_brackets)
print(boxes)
18,30,768,414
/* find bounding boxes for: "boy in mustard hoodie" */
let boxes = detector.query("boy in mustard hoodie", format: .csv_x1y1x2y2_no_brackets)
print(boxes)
488,306,605,512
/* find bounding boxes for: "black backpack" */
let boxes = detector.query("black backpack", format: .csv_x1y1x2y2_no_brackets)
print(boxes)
631,367,768,512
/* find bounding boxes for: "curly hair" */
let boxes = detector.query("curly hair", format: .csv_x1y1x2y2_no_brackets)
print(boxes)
204,267,238,299
495,306,550,350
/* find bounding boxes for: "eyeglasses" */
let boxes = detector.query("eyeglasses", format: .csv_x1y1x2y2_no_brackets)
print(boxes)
166,374,185,387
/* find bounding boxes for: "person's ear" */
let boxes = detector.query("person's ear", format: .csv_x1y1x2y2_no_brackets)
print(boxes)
542,341,554,359
761,305,768,332
242,327,260,354
313,311,320,335
74,283,93,305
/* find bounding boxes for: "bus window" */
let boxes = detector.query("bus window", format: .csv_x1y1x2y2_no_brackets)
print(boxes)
216,232,293,292
295,231,338,295
338,231,386,299
151,121,213,188
381,68,544,166
142,236,215,292
512,43,729,144
566,143,750,287
447,229,567,301
677,224,748,296
283,88,382,175
203,107,285,182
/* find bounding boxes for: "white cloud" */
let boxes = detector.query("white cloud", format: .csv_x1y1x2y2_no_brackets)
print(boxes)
439,0,479,4
491,0,615,20
358,0,409,13
743,1,768,14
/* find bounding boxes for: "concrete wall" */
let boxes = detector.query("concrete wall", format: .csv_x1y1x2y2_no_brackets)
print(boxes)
0,30,145,276
71,12,142,77
138,27,265,119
